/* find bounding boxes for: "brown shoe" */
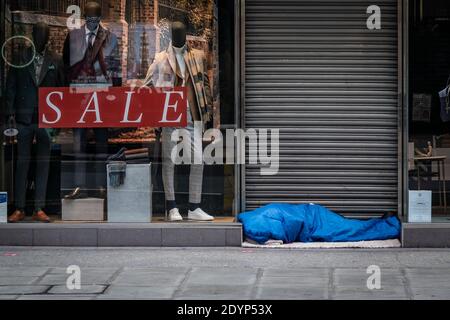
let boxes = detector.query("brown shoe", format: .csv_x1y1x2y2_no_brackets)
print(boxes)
32,210,51,223
8,210,25,223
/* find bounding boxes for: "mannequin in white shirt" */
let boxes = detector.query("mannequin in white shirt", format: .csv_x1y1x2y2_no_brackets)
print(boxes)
161,21,214,222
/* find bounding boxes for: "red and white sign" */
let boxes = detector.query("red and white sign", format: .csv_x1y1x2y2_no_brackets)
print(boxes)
39,87,187,128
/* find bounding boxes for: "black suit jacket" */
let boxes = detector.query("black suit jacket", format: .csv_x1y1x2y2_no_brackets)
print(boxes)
5,48,66,125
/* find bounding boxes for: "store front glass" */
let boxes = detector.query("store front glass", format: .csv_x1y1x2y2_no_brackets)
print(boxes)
0,0,236,224
408,0,450,223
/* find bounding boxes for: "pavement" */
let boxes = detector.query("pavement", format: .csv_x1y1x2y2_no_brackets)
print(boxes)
0,247,450,300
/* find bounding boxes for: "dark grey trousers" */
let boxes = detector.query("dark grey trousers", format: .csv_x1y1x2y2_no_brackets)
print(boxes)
73,128,108,190
15,123,51,210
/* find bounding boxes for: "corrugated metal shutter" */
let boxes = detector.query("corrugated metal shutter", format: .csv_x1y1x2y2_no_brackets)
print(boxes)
244,0,399,217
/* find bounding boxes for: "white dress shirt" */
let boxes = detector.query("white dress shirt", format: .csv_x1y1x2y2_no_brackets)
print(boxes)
173,45,186,84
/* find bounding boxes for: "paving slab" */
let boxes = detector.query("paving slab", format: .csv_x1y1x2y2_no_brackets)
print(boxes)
407,276,450,289
100,285,176,299
333,268,405,289
255,286,328,300
48,285,107,294
411,288,450,300
0,285,50,295
332,286,409,300
262,268,330,278
0,267,49,277
186,268,257,286
37,272,115,285
405,268,450,276
0,276,38,285
174,285,253,300
0,295,19,300
17,295,96,300
405,268,450,289
122,267,190,274
111,273,185,287
259,275,329,287
49,267,119,274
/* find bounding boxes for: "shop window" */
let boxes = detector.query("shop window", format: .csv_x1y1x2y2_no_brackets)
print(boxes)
0,0,235,224
408,0,450,223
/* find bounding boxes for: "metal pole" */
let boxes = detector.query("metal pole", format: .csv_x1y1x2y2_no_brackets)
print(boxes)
402,0,410,222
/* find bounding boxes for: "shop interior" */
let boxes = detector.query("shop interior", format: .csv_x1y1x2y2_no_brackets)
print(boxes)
408,0,450,222
0,0,236,223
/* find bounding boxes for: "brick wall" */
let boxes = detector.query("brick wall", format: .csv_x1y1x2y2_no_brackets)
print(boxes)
131,0,157,24
127,0,160,80
10,1,130,81
103,0,128,80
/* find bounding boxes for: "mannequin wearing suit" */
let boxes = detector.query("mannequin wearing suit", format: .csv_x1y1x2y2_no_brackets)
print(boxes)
143,21,214,222
62,1,121,200
6,22,65,223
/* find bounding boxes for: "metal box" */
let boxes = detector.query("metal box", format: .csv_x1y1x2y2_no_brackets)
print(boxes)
107,163,152,223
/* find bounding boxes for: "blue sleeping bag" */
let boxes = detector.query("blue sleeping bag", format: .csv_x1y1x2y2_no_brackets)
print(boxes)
237,203,401,244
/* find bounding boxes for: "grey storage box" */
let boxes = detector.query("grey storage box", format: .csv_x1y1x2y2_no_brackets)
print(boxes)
62,198,105,221
107,163,152,222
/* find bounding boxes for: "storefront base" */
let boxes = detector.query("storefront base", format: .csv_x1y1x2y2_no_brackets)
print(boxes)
4,222,450,248
402,223,450,248
0,223,243,247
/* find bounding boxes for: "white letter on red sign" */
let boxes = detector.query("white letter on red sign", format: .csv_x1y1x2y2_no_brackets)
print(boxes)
160,91,183,124
42,91,63,124
78,92,103,124
120,91,143,124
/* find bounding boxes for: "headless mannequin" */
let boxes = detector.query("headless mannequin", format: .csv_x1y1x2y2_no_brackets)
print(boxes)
161,22,214,221
64,1,110,200
7,22,64,223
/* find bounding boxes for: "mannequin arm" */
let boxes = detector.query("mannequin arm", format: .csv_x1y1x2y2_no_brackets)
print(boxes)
142,57,159,88
5,65,18,118
202,52,213,122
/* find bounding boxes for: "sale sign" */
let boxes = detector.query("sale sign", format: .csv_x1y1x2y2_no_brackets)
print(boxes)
39,87,187,128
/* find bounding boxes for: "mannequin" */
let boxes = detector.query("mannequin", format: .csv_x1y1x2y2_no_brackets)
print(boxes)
6,22,65,223
63,1,120,200
143,21,214,221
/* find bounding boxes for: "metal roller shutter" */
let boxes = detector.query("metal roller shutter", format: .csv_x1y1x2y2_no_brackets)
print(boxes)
243,0,399,217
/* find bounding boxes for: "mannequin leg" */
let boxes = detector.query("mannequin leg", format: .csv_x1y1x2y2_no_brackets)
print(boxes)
188,120,203,207
73,128,87,190
94,128,108,192
188,164,203,205
34,127,51,211
14,124,34,210
161,127,176,216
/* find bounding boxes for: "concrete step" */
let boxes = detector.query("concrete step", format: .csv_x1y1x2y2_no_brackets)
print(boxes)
402,223,450,247
0,222,242,247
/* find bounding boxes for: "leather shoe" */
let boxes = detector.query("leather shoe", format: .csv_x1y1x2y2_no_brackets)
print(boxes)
8,210,25,223
32,210,51,223
64,187,86,200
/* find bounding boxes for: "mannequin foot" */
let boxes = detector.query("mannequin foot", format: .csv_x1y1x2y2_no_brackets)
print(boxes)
8,210,25,223
188,208,214,221
32,210,51,223
167,208,183,222
64,187,86,200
